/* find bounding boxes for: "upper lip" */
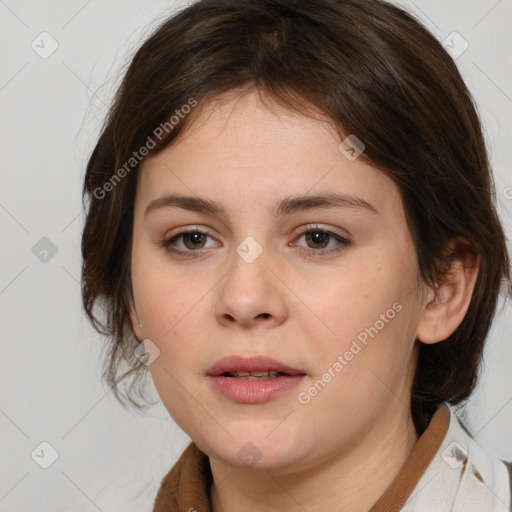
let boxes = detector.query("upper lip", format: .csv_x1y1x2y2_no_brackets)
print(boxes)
207,355,306,376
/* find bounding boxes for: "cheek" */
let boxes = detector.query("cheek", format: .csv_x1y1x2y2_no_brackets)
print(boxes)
305,247,419,386
140,283,212,424
310,267,405,347
138,283,208,357
131,245,204,337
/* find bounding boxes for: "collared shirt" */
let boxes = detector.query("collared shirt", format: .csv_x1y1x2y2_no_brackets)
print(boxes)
152,403,512,511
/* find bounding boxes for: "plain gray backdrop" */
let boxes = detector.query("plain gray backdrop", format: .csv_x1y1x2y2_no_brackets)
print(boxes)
1,0,511,510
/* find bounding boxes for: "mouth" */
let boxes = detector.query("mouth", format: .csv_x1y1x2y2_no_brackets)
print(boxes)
206,355,307,403
219,370,291,380
206,355,306,378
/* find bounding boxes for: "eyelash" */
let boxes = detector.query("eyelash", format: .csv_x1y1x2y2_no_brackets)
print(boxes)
161,225,351,258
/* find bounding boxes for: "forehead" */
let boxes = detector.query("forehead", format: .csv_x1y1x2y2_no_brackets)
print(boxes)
137,89,402,218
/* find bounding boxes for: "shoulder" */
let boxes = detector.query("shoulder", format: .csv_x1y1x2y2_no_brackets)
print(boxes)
152,442,212,511
403,403,511,511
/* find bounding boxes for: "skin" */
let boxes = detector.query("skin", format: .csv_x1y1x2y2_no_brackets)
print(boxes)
129,89,479,512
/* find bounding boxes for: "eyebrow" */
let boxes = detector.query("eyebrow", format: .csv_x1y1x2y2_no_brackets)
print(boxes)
144,192,378,218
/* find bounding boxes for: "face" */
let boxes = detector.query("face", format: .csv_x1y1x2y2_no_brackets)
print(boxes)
130,89,429,474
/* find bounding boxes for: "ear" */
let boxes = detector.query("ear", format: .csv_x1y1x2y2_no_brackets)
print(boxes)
127,288,143,342
416,238,480,344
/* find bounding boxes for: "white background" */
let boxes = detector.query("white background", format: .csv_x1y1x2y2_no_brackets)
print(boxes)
0,0,511,510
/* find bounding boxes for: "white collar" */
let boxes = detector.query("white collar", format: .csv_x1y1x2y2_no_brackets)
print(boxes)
402,403,511,511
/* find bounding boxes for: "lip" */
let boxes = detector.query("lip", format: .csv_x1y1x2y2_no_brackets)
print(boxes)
206,355,305,377
206,355,307,404
208,374,306,403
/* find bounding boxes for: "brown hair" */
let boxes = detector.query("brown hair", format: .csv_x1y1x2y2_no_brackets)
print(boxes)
81,0,510,432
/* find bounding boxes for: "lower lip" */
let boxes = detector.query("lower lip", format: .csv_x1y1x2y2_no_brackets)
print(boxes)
207,375,306,403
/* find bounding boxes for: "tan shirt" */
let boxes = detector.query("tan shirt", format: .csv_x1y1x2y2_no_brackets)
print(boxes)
152,404,511,511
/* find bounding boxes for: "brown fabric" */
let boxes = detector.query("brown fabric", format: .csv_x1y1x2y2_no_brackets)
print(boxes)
152,442,213,512
152,404,451,511
369,403,451,511
503,461,512,512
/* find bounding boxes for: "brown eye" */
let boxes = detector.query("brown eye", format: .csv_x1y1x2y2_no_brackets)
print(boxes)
293,227,351,255
305,230,331,249
163,229,218,255
182,232,207,250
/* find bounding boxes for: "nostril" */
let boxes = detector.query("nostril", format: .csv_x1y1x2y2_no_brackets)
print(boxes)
257,313,271,319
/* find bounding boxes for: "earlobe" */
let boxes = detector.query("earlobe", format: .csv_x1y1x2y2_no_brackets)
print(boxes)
127,293,144,342
416,239,480,345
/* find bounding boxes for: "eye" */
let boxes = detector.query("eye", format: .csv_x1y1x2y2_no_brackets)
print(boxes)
160,224,350,258
292,225,350,255
162,228,219,254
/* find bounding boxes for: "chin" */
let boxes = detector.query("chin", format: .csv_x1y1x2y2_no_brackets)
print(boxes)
200,433,310,473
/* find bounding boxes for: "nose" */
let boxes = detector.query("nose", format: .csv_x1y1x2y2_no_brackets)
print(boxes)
215,245,289,329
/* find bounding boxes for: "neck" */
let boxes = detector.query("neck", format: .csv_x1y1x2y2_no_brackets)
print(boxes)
209,404,419,512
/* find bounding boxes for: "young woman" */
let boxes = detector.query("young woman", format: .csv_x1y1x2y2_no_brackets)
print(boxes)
81,0,512,510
